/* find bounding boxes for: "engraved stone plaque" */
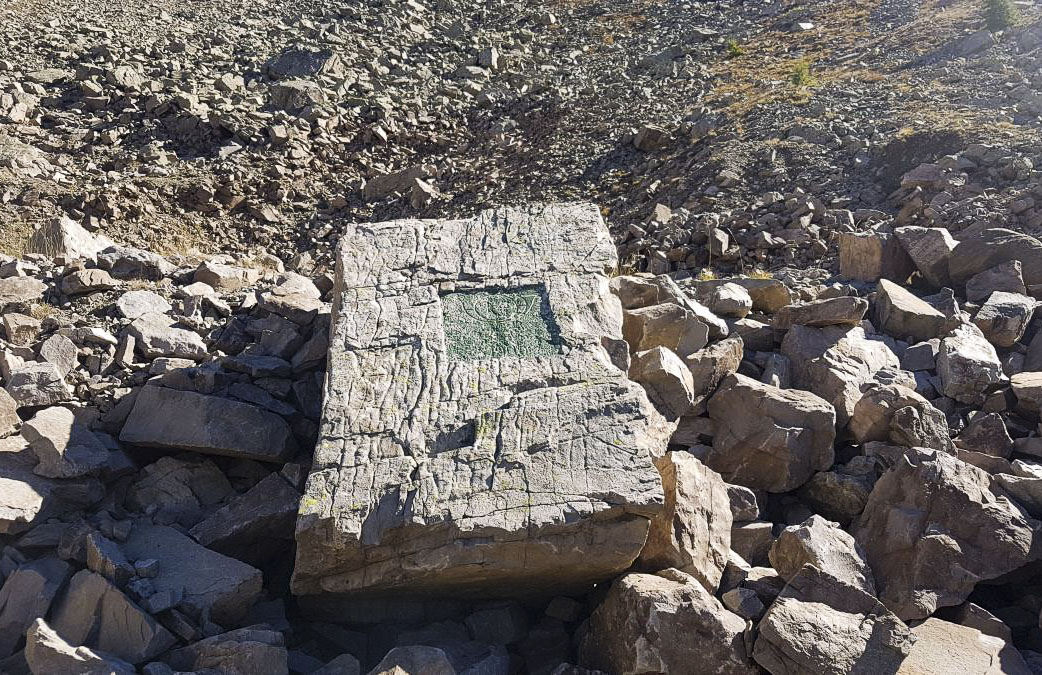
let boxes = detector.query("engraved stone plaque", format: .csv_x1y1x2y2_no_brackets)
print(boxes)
292,203,669,598
441,287,562,361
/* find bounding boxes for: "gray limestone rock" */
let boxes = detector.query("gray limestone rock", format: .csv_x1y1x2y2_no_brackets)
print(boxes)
5,362,71,408
121,521,263,625
0,557,71,658
189,473,300,564
768,515,876,595
630,346,695,420
115,289,171,320
22,406,109,479
966,260,1027,303
874,279,948,342
580,569,758,675
292,204,668,598
49,570,176,664
937,323,1006,405
896,617,1032,674
781,325,900,427
773,296,868,329
127,312,207,360
166,627,288,675
973,291,1036,348
637,452,732,593
895,225,957,288
120,386,297,463
24,618,135,675
706,373,836,492
949,229,1042,288
853,449,1034,620
752,564,915,674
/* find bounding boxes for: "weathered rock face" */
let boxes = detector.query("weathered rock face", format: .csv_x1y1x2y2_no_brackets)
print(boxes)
781,324,900,427
637,452,732,593
120,386,297,463
972,291,1036,348
0,556,71,658
752,564,915,674
848,383,952,452
895,617,1033,675
895,225,956,288
949,228,1042,288
580,569,758,675
873,279,948,342
25,618,136,675
936,323,1005,405
706,373,836,492
768,515,876,595
292,204,668,597
49,569,176,664
853,450,1034,621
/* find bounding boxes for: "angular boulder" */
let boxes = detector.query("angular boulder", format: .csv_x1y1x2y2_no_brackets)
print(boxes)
768,515,875,595
781,325,900,426
189,472,300,564
637,452,732,593
838,231,915,283
120,386,297,462
873,279,948,342
706,373,836,492
853,449,1033,620
21,406,109,479
949,228,1042,287
848,382,951,452
49,570,176,664
0,557,71,658
121,521,263,625
25,216,114,261
895,225,956,288
292,204,668,597
25,618,136,675
937,323,1005,405
896,617,1033,674
752,564,915,674
630,346,695,419
773,296,868,330
622,302,708,357
966,260,1027,303
973,291,1036,348
580,569,758,675
166,627,288,675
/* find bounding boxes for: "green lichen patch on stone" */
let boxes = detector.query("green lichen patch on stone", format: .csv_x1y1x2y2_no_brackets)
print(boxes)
441,286,562,360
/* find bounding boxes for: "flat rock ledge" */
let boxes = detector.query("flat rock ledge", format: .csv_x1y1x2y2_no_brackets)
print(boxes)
291,203,669,597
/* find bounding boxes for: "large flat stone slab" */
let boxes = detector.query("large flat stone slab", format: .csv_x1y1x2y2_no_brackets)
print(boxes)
120,386,297,462
291,203,668,597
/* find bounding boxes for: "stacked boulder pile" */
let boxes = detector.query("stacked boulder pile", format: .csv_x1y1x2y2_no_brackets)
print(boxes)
4,203,1042,675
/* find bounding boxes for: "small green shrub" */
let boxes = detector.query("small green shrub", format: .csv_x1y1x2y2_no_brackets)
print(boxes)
984,0,1019,31
726,39,745,58
789,60,817,87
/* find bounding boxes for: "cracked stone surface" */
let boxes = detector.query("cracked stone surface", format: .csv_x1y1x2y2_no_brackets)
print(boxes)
291,203,669,597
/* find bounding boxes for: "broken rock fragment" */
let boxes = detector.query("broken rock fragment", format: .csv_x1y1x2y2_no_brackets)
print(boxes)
768,515,876,595
25,618,135,675
937,323,1006,405
853,449,1033,620
580,569,757,675
637,452,732,593
120,386,297,462
781,324,900,426
752,564,914,674
706,373,836,492
49,570,176,664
